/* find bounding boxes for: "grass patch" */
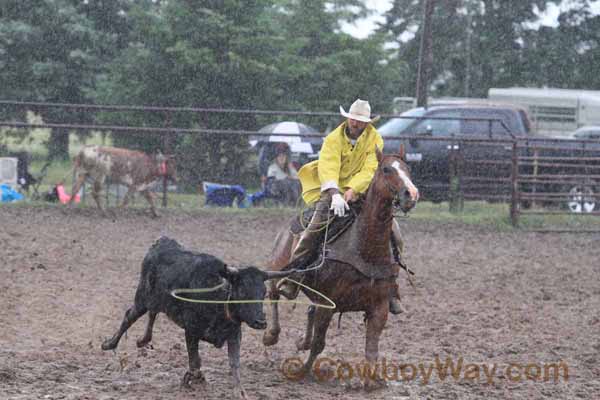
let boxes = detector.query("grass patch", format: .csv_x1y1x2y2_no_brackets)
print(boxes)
6,190,600,232
515,210,600,231
407,201,514,229
396,201,600,231
2,127,111,161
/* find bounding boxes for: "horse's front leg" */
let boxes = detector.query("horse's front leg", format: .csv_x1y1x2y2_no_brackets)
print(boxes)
364,299,389,390
296,305,315,351
263,226,296,347
263,279,281,346
303,307,334,375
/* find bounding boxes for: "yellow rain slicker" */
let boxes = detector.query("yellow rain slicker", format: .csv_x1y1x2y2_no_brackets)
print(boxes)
298,121,384,204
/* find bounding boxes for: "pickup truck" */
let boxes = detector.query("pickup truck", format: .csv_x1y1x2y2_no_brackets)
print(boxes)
377,104,600,211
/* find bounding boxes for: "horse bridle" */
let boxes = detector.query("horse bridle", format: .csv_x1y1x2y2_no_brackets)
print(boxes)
379,158,411,212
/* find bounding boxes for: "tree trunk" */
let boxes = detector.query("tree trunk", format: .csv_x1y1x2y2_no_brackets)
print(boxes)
416,0,436,107
48,128,70,161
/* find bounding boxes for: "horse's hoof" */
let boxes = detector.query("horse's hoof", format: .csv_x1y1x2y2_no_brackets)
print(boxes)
295,336,311,351
101,339,116,351
233,386,248,400
363,377,388,392
262,329,280,346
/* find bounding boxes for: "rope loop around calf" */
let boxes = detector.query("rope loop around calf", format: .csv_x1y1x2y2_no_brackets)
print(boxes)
170,278,336,310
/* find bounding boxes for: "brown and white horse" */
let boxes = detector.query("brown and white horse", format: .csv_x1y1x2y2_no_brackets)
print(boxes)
263,146,419,387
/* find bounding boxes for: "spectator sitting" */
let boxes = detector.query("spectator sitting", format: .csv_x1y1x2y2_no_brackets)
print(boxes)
266,144,301,206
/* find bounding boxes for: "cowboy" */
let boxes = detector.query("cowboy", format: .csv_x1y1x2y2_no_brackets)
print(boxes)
278,99,407,314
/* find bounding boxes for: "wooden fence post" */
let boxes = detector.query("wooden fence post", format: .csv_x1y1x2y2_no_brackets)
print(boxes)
510,140,520,226
449,140,464,213
162,112,172,209
532,148,538,208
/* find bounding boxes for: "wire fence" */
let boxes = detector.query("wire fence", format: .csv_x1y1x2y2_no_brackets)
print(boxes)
2,99,600,231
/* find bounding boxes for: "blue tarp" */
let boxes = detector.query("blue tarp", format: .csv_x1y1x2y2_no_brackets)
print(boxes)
0,184,24,203
247,190,268,205
203,182,247,208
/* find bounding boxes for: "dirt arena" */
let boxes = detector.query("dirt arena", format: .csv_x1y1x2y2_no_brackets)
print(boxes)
1,204,599,400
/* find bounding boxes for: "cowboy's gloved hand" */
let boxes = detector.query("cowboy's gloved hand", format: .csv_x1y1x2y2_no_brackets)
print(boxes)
330,193,349,217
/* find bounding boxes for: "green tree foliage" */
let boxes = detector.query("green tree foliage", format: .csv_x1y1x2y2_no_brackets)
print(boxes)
379,0,552,98
0,0,106,159
91,0,405,187
271,0,406,124
92,1,284,187
521,3,600,89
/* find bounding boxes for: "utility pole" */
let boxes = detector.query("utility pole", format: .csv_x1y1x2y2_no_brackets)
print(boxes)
416,0,436,107
464,0,473,97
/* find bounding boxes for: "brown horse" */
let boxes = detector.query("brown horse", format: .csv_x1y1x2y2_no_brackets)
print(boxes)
262,147,419,387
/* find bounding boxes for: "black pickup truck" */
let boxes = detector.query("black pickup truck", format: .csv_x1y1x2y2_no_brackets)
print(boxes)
378,104,600,211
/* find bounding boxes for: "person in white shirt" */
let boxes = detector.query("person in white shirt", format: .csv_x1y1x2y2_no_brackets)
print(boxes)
266,144,301,206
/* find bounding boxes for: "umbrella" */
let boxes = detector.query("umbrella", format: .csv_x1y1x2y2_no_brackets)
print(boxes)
249,121,321,154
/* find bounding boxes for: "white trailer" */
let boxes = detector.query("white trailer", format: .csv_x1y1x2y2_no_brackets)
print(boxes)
488,87,600,137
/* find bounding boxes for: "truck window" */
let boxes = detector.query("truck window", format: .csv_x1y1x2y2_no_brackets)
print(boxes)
412,111,461,136
378,108,427,136
461,110,515,136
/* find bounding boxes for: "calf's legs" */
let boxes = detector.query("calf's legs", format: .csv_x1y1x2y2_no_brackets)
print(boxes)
101,303,147,350
91,180,107,216
181,330,206,387
67,173,86,206
120,186,135,210
141,189,159,218
136,311,157,348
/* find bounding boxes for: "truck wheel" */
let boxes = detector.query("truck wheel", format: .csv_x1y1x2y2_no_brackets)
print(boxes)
567,185,595,213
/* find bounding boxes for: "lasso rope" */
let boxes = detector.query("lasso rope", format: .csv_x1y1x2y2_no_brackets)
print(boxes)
296,187,334,233
170,277,336,310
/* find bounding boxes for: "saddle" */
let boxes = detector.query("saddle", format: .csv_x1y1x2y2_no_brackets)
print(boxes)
287,198,399,281
290,198,362,240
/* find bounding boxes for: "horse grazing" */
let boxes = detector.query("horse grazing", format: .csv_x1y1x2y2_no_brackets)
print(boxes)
262,147,419,387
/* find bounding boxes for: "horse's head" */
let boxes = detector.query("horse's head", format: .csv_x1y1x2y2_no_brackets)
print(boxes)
374,145,419,213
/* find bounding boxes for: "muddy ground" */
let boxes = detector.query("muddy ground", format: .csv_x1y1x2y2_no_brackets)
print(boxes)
1,204,599,400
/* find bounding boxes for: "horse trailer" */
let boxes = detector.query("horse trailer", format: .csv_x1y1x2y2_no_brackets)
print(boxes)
488,87,600,138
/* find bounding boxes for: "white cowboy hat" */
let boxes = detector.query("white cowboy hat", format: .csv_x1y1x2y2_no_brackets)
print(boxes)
339,99,373,123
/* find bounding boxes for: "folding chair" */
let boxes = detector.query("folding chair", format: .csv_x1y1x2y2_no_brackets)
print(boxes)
29,162,52,200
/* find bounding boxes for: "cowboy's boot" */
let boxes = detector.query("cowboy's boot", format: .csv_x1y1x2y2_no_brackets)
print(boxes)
389,219,406,315
278,192,331,300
